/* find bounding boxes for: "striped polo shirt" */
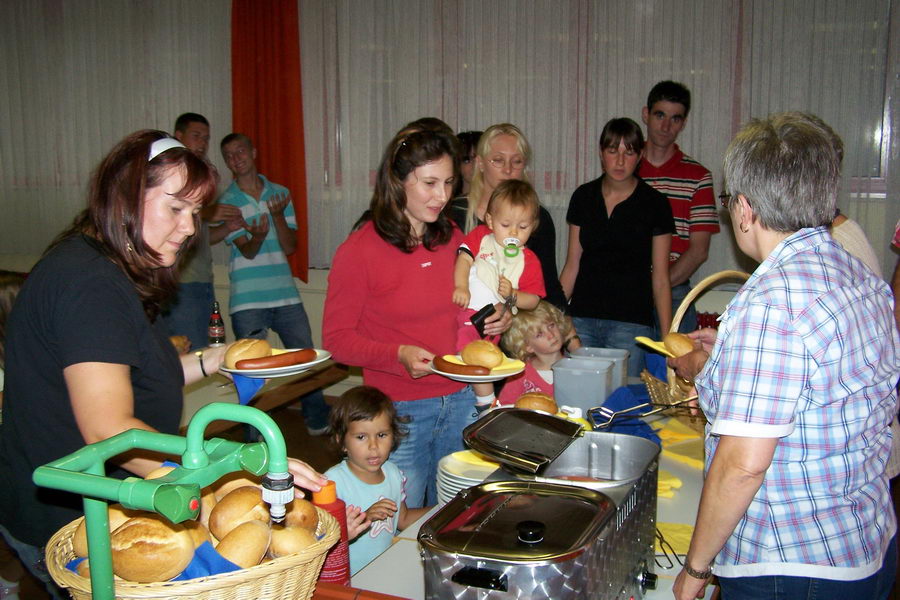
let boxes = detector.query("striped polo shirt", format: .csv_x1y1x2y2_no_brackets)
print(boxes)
220,175,300,314
639,144,720,260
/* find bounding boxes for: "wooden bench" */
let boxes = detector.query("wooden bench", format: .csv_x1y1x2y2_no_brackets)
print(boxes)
180,362,349,436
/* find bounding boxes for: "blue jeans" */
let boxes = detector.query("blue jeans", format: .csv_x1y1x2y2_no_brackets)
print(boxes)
653,280,697,335
717,535,897,600
160,281,215,351
571,317,654,378
0,523,68,600
231,303,330,430
391,387,478,508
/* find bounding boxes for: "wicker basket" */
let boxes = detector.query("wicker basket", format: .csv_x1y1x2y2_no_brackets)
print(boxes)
46,507,340,600
666,270,750,424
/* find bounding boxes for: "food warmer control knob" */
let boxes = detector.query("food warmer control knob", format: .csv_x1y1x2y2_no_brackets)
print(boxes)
640,570,658,591
516,520,545,544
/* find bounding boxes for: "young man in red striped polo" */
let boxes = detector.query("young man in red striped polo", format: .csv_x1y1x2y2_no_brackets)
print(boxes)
639,81,720,333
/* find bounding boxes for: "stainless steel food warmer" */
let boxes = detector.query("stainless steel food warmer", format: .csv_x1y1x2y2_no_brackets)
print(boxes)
418,408,659,599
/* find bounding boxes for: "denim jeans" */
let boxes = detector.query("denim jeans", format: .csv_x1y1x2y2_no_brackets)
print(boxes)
571,317,654,378
717,535,896,600
160,281,215,351
653,280,697,336
0,523,68,600
231,303,330,430
390,387,478,508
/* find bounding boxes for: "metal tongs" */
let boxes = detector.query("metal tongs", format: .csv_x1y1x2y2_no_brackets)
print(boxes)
589,396,697,429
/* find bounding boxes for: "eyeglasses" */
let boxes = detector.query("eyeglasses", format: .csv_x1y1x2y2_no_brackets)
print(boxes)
488,156,526,170
719,193,751,210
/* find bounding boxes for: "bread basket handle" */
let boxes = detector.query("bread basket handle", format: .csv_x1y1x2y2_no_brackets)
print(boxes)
669,269,750,334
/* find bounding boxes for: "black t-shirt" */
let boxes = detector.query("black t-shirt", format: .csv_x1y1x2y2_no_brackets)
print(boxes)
0,235,183,546
566,176,674,326
449,197,567,309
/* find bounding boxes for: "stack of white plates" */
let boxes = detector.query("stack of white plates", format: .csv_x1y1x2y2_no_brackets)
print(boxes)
436,450,500,505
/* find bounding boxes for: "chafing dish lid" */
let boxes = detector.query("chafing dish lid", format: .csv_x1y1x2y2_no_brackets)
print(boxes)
418,480,615,561
462,407,583,474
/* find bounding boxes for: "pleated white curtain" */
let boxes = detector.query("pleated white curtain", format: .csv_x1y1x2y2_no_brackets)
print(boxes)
0,0,231,258
1,1,896,276
300,0,898,277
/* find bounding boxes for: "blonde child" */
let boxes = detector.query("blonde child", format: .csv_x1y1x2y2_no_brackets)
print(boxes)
452,179,546,406
325,386,430,575
497,301,580,406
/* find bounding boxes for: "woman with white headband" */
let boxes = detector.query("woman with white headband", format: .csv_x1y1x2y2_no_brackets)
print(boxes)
0,130,326,597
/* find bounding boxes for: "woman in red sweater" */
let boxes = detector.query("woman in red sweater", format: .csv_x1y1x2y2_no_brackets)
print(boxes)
323,125,510,508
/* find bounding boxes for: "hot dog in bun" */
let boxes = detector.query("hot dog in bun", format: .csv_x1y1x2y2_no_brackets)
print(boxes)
224,339,272,369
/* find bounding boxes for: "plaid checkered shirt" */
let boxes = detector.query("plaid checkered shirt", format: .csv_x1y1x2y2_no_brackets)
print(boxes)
696,227,900,580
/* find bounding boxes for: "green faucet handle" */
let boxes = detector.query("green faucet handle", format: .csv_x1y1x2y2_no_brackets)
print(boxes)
153,483,202,523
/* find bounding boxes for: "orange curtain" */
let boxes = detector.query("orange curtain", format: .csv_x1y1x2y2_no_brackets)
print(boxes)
231,0,308,281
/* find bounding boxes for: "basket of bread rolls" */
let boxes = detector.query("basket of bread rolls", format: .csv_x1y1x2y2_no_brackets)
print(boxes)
665,270,750,405
45,469,340,600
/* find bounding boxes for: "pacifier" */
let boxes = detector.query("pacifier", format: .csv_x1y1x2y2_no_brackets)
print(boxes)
502,237,521,258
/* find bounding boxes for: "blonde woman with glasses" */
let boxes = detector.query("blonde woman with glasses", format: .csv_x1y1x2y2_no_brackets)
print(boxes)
449,123,566,308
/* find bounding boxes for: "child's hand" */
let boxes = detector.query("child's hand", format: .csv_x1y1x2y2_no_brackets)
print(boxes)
452,286,470,308
365,498,399,522
345,504,371,540
497,276,513,299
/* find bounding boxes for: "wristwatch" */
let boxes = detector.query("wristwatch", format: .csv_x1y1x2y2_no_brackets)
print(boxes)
684,561,713,579
195,349,208,377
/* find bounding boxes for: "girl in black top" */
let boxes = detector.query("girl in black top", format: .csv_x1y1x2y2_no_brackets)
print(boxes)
559,118,674,377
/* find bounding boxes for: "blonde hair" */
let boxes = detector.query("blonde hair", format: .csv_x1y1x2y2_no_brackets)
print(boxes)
501,301,573,362
465,123,532,233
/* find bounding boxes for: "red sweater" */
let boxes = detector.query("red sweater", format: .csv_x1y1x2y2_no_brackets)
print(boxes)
323,222,465,401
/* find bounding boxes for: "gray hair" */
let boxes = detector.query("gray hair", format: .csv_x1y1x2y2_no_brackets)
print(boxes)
723,112,841,232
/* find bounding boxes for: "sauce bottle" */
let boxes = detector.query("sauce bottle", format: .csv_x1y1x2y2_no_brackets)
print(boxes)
312,480,350,585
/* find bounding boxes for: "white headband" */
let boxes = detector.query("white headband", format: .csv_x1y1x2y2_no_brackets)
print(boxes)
148,137,185,161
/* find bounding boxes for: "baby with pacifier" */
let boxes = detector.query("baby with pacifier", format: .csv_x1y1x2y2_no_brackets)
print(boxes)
452,179,546,407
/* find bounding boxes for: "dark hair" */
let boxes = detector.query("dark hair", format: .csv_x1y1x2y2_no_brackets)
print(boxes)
0,270,26,368
599,118,645,153
646,80,691,116
365,128,459,252
220,132,254,151
486,179,540,227
457,131,483,159
51,130,217,320
403,117,455,137
329,386,406,453
174,112,209,133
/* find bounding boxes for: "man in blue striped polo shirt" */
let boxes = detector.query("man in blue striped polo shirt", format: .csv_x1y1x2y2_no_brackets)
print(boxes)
219,133,330,434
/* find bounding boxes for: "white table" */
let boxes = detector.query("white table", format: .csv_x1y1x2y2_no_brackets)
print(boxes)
352,444,702,599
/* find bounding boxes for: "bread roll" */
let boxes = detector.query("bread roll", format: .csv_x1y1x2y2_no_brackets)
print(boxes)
460,340,504,369
76,558,91,579
199,485,217,527
269,525,317,558
212,472,261,502
216,520,271,568
515,392,558,415
283,498,319,532
110,515,194,582
663,332,695,357
145,465,176,480
224,338,272,369
209,486,270,540
73,504,141,558
183,519,212,548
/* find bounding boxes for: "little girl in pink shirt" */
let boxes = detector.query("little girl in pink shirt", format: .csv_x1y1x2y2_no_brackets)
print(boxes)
496,301,580,406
